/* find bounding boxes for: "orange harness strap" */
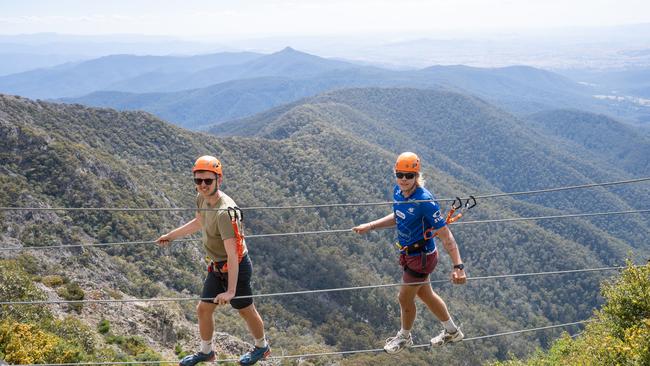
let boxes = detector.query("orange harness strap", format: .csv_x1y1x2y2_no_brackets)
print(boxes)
220,207,245,273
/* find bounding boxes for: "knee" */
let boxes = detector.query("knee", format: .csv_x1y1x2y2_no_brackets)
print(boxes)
398,292,414,307
197,302,214,317
237,304,258,318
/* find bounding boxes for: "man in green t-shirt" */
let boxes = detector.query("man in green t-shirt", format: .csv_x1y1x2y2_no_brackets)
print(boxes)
157,155,270,366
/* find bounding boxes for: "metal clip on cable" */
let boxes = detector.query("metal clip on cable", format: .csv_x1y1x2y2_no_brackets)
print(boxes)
424,195,477,239
447,195,477,224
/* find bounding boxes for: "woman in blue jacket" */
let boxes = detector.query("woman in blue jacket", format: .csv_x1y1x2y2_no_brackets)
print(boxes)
353,152,467,354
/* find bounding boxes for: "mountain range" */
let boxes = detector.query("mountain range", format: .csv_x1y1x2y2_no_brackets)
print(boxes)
1,47,648,129
0,51,262,99
1,85,648,364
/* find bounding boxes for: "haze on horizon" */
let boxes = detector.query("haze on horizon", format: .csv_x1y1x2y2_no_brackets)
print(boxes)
1,0,650,39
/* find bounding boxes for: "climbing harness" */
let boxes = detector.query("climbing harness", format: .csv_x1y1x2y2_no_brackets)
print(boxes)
205,207,246,283
396,196,477,275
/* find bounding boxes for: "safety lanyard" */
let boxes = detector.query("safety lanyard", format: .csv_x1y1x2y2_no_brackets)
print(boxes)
422,195,477,241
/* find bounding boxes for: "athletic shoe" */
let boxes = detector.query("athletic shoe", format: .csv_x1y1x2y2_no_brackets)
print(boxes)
430,327,464,347
179,350,215,366
383,332,413,354
239,344,271,365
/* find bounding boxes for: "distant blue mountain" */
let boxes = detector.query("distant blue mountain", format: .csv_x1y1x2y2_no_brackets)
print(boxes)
409,65,595,114
560,68,650,98
5,46,638,127
0,52,263,98
0,52,86,76
62,56,612,129
107,47,364,92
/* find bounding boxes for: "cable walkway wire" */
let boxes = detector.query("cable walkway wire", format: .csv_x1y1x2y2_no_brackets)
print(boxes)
2,209,648,251
0,266,625,306
0,180,638,364
20,320,590,366
0,177,647,212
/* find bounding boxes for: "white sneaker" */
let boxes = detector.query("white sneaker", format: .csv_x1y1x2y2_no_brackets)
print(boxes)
383,332,413,354
430,327,464,347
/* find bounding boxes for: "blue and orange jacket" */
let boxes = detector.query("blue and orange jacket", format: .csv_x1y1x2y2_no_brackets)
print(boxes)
393,185,446,255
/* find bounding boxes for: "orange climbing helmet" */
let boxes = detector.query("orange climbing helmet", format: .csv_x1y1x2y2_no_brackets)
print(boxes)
192,155,222,176
395,152,420,173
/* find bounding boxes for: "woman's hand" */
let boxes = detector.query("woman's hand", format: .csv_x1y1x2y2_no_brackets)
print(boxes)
451,268,467,284
352,223,374,234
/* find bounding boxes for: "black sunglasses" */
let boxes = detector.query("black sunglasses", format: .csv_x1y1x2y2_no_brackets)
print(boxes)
194,178,215,185
395,172,416,179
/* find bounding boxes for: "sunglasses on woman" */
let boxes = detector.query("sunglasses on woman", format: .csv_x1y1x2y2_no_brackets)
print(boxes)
194,178,215,185
395,172,416,179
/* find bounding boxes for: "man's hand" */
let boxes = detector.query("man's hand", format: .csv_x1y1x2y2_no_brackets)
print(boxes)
214,291,235,305
156,233,173,246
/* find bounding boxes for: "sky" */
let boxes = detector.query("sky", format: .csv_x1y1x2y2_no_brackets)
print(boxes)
1,0,649,39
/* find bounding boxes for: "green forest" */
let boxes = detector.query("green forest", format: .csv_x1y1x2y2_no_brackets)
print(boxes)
0,89,648,365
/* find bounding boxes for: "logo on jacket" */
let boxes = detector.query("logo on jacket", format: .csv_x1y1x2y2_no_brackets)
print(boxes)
395,210,406,219
433,210,443,223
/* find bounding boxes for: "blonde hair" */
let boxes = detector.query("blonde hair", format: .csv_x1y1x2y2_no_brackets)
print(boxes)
416,173,425,187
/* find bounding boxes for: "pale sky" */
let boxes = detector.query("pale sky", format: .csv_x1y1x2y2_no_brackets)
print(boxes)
1,0,649,38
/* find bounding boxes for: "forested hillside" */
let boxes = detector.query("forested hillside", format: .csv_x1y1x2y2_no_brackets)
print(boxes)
526,109,650,176
60,58,618,129
1,90,648,364
213,88,649,250
60,76,349,130
493,262,650,366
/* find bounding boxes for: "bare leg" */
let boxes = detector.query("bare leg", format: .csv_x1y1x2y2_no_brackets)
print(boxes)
416,284,451,321
238,304,265,339
197,301,217,341
398,284,421,330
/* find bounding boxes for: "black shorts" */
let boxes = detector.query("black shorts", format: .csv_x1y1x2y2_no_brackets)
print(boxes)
201,254,253,309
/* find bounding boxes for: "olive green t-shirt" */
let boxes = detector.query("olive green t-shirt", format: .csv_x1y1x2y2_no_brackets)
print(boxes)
196,192,247,262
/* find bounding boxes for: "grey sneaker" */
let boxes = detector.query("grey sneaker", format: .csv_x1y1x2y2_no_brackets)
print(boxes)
430,327,464,347
383,332,413,354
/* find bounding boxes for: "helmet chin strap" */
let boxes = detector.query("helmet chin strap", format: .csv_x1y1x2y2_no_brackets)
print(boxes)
208,178,220,196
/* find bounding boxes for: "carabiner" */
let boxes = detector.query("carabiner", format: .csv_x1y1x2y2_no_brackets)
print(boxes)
234,206,245,237
464,195,477,210
227,207,237,222
451,197,463,211
234,206,243,222
445,197,463,223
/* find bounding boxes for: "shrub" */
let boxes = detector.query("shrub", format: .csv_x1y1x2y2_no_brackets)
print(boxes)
46,316,96,354
98,319,110,334
493,262,650,365
0,320,83,363
56,282,85,313
0,259,50,322
42,275,66,287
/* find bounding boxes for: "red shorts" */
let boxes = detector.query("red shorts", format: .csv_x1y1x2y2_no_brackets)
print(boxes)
399,251,438,284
